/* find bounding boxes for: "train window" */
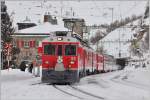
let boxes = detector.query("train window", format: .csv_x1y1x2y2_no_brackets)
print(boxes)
44,44,55,55
57,45,62,56
65,45,76,56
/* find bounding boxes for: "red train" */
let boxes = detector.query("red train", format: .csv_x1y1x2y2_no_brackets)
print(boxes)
38,31,117,84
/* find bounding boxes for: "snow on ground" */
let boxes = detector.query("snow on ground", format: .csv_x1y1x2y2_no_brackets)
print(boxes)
78,66,150,100
1,69,73,100
1,65,150,100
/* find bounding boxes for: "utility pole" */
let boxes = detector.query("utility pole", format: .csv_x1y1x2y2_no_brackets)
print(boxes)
108,7,114,23
104,7,114,23
70,7,73,17
119,29,121,58
96,41,99,52
60,0,63,17
149,0,150,51
149,0,150,63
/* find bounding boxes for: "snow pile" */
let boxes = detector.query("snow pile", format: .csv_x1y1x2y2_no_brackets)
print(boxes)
1,69,34,82
123,67,150,88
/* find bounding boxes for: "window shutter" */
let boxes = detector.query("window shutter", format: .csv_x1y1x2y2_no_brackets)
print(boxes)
18,40,23,48
36,41,39,47
21,41,24,48
17,40,19,47
30,41,32,48
33,40,35,47
29,40,35,48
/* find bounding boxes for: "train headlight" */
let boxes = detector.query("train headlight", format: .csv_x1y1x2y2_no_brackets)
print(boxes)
44,61,49,64
70,61,75,64
26,64,29,67
57,37,63,41
69,65,71,68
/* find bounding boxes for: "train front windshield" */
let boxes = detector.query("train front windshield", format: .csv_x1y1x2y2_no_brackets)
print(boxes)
44,44,55,55
65,45,76,56
43,44,76,56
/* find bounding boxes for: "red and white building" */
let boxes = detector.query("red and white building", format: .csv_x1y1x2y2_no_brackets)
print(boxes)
12,18,69,66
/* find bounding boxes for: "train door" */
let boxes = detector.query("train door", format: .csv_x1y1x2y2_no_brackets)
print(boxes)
77,47,82,70
54,44,65,71
83,50,86,76
96,54,98,72
92,52,94,73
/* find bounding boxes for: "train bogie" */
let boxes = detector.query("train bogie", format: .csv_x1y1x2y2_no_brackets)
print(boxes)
42,70,80,83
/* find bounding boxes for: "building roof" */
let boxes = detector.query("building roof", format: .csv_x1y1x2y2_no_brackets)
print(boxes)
18,22,69,34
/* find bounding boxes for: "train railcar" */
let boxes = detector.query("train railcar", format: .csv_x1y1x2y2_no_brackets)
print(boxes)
103,54,120,72
38,31,104,83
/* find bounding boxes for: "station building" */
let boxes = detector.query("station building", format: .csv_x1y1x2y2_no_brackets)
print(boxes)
12,14,85,66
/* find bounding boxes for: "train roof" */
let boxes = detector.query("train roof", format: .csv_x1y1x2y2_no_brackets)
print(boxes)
40,31,97,53
41,31,90,46
41,31,79,43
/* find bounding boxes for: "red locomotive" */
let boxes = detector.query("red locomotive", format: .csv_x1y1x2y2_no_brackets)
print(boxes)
38,31,105,83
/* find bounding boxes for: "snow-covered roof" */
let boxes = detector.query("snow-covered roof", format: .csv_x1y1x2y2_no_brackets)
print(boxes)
18,22,69,33
143,17,150,25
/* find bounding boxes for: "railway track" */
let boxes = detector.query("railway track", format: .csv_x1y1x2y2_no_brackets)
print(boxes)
53,85,83,100
69,85,105,100
53,85,105,100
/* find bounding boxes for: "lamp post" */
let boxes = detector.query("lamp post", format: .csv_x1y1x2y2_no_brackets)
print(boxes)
149,0,150,64
108,7,114,23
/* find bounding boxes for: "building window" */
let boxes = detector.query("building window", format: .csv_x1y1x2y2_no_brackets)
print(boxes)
13,40,17,47
35,41,39,47
30,40,35,48
24,41,29,48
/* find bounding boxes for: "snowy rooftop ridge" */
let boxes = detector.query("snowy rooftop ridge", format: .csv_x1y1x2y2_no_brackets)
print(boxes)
18,22,69,33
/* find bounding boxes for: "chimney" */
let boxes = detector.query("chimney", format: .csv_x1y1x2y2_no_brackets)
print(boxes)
44,12,52,22
51,17,57,25
44,13,49,22
43,12,57,24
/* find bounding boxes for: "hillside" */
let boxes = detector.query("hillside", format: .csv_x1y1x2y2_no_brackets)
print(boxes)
6,1,146,26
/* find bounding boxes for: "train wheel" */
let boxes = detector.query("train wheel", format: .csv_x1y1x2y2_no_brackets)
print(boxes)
96,70,100,74
76,72,80,82
79,72,82,78
86,70,90,75
76,76,80,83
94,69,97,74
